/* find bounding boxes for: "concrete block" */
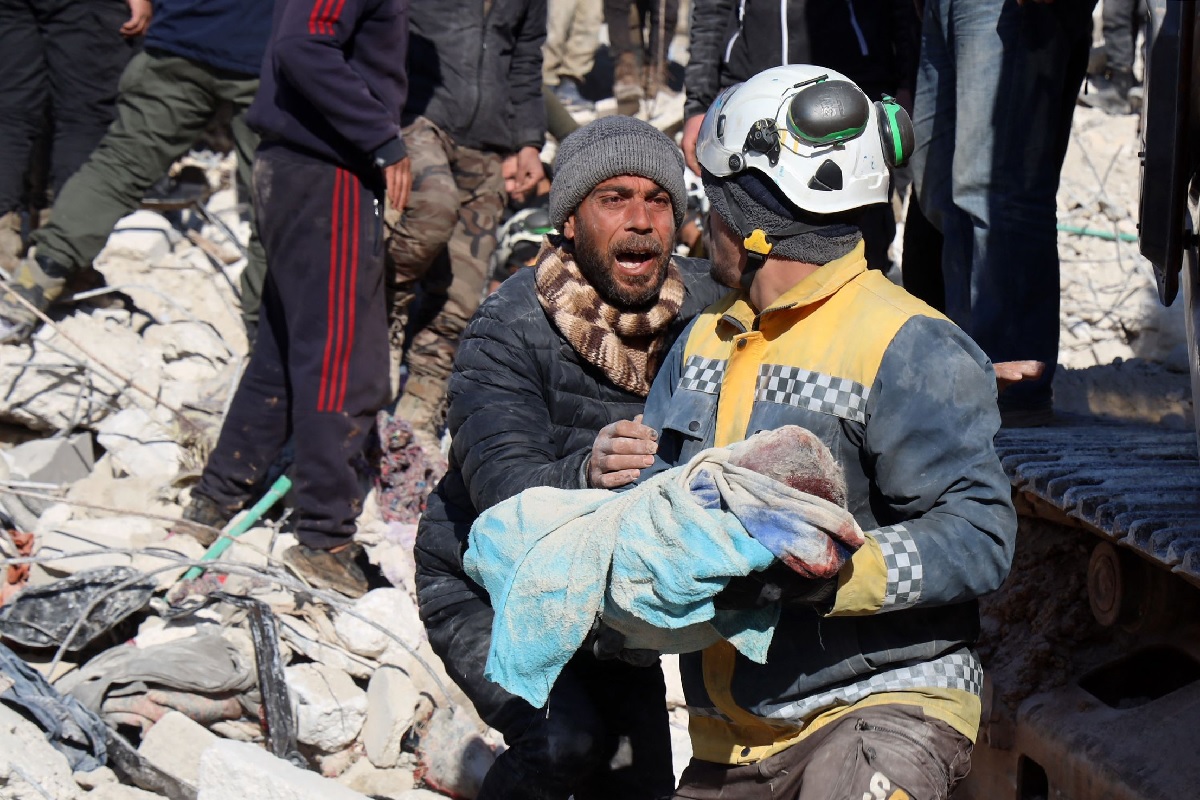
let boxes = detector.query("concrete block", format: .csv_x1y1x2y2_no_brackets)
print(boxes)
198,739,370,800
131,533,206,589
0,704,81,799
336,758,415,799
36,516,167,574
138,710,219,787
1,432,93,485
105,210,180,263
95,408,185,480
286,663,367,752
279,616,374,679
362,667,421,768
334,588,422,659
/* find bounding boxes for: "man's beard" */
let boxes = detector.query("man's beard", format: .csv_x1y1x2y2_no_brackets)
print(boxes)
573,228,672,309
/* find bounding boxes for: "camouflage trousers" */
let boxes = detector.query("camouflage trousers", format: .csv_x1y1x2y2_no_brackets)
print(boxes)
384,117,505,418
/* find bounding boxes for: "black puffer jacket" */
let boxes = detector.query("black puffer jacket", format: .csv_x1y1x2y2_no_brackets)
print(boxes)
405,0,546,153
414,259,726,622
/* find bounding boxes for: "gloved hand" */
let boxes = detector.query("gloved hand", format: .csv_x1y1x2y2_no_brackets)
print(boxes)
583,618,660,667
714,562,838,613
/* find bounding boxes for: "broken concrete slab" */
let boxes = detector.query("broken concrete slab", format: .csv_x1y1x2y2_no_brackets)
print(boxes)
336,757,415,799
104,210,181,264
285,663,367,753
0,703,82,800
333,588,422,660
36,516,168,575
1,432,94,486
138,710,218,788
278,616,374,680
362,667,421,769
83,782,170,800
96,408,185,481
198,739,370,800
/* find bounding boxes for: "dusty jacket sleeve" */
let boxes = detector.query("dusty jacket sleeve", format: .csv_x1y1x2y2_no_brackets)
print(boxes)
507,0,548,150
830,316,1017,615
684,0,737,119
272,0,407,163
448,302,588,513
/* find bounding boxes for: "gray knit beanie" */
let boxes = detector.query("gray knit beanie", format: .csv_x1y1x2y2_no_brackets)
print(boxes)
550,116,687,231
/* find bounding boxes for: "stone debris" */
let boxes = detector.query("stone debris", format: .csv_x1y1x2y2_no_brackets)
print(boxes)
0,72,1191,800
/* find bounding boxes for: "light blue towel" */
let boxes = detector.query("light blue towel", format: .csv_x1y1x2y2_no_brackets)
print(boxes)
464,442,861,707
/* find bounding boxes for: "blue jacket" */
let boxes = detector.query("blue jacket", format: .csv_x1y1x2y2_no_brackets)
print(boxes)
144,0,275,77
247,0,409,170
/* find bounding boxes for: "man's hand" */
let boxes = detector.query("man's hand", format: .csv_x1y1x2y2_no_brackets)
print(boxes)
121,0,151,36
510,146,545,195
681,113,705,176
384,157,412,213
995,360,1045,392
588,414,657,489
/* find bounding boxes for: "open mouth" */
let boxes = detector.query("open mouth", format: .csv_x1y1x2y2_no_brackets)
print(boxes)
613,248,660,275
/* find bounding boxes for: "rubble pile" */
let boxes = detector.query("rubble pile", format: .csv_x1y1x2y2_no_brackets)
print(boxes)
0,156,505,800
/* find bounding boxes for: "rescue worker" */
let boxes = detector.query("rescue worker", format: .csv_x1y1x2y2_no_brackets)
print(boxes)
181,0,411,598
639,65,1017,798
414,115,725,799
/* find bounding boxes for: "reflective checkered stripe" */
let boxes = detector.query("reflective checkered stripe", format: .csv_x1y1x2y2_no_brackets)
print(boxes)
875,524,923,608
759,649,984,722
755,365,870,423
679,355,727,394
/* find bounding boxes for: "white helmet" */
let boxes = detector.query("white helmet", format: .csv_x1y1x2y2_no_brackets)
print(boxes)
695,64,913,218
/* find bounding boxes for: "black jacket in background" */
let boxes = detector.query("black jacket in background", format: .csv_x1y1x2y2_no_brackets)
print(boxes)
684,0,921,118
405,0,547,154
247,0,409,171
414,259,727,622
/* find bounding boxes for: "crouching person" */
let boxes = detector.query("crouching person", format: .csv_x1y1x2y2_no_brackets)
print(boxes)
414,116,725,799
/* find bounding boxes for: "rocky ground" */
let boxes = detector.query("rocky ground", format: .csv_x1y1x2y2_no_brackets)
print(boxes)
0,71,1191,800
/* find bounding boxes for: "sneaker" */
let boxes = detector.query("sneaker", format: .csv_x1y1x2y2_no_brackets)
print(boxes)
553,78,594,114
282,542,369,598
0,252,72,344
1079,69,1133,115
179,493,238,547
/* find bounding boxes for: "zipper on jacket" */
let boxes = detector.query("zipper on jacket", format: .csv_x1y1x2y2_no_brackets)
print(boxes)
779,0,789,64
724,0,748,64
845,0,869,56
854,719,949,784
464,0,497,136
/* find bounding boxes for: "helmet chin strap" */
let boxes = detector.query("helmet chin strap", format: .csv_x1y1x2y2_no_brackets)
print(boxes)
720,184,825,280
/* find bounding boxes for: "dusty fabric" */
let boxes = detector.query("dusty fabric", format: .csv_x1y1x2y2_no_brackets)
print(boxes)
66,632,256,721
373,410,445,524
534,238,685,397
0,641,108,771
464,427,863,707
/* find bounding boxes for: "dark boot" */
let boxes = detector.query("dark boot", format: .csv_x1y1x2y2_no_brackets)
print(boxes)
179,492,241,547
1079,69,1133,115
0,251,73,344
283,541,369,598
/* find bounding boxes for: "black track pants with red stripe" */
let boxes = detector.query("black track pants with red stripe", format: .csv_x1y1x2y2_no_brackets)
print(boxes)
197,145,390,549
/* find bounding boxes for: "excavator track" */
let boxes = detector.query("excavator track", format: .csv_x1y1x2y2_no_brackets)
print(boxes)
995,421,1200,589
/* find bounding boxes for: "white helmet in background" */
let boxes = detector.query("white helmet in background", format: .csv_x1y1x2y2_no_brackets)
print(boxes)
695,64,913,217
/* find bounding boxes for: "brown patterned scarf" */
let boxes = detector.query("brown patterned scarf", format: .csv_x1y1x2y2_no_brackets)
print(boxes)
534,237,685,397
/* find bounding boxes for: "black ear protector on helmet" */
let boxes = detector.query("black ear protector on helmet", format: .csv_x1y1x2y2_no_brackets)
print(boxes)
875,94,915,168
779,78,914,169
